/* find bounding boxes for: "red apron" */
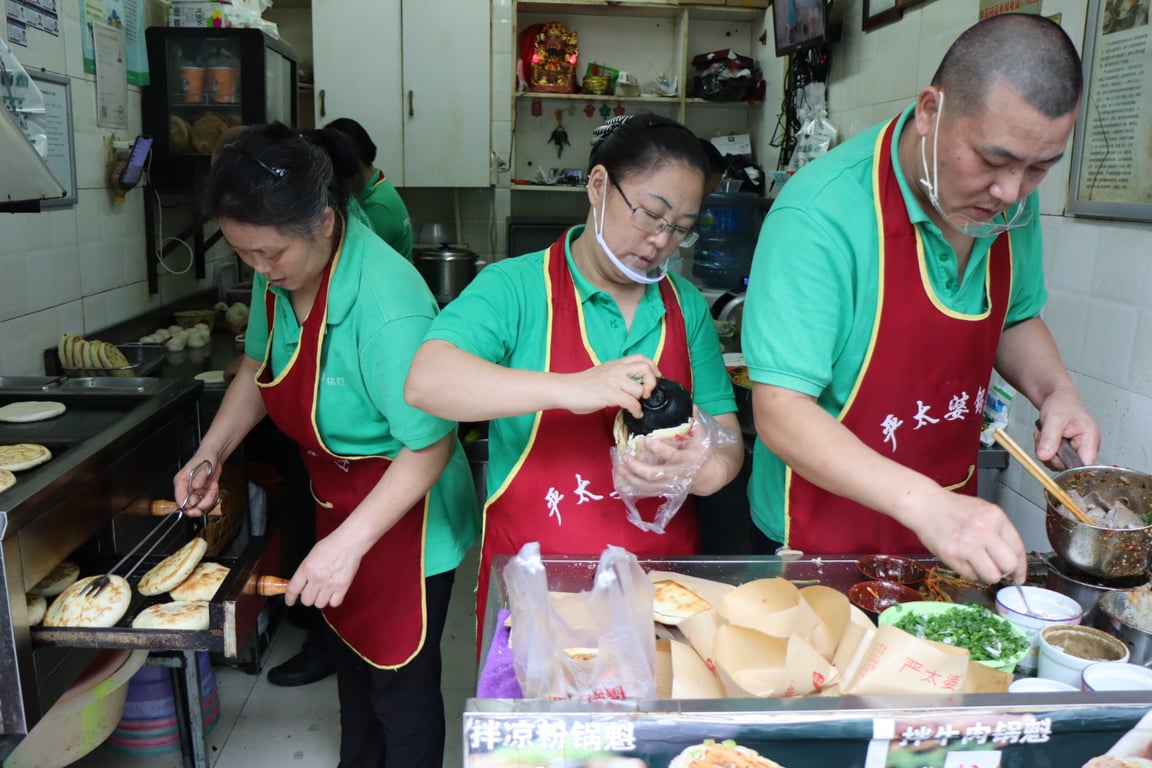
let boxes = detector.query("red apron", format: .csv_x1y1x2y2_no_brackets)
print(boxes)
784,117,1012,555
476,233,699,626
255,239,428,669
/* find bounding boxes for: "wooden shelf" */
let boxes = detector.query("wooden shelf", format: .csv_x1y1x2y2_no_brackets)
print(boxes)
515,91,681,104
510,184,588,192
519,1,683,19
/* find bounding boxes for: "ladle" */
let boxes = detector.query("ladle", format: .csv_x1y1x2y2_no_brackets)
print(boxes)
991,428,1097,526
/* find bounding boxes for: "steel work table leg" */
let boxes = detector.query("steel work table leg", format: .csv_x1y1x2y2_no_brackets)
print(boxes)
146,651,208,768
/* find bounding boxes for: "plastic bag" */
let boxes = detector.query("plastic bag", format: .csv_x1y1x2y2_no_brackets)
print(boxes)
502,541,656,701
788,82,837,172
611,407,739,534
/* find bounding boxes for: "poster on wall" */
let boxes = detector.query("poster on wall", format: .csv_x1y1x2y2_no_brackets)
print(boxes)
79,0,147,85
5,0,60,47
1067,0,1152,221
28,70,76,206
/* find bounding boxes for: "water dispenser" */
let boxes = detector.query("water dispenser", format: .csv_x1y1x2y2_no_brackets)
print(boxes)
691,183,760,292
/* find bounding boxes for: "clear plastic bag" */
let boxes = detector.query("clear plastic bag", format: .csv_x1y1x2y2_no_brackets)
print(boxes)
502,541,656,700
611,407,739,534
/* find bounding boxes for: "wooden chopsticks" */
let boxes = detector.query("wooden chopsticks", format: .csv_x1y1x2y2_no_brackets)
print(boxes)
991,428,1097,526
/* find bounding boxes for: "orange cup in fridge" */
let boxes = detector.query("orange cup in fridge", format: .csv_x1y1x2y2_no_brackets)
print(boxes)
209,66,237,104
180,66,206,104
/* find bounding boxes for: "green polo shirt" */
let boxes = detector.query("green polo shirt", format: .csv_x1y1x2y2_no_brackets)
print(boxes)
358,171,413,261
246,216,478,575
424,225,737,496
742,104,1047,543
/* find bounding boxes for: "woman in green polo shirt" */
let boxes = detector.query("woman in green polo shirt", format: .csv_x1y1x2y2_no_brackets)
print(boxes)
406,114,744,634
173,122,476,768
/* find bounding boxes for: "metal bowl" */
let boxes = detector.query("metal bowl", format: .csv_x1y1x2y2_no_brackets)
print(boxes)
1045,465,1152,580
1097,589,1152,668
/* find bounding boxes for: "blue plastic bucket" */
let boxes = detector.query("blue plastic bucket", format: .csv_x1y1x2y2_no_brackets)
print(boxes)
106,652,220,755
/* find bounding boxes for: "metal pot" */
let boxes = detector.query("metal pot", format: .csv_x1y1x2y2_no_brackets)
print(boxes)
1045,465,1152,580
414,244,478,304
1097,589,1152,668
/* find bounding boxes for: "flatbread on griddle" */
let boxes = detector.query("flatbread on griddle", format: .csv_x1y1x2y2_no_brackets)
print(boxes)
653,578,712,625
0,444,52,472
29,560,80,596
0,470,14,494
26,594,47,625
170,562,230,601
131,600,210,630
0,401,66,423
43,575,131,628
137,537,208,596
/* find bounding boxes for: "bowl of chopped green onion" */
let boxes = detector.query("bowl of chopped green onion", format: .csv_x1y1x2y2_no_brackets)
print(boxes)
878,601,1030,672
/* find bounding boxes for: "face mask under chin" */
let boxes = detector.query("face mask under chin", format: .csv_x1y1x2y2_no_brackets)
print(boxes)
592,186,669,285
916,95,1033,239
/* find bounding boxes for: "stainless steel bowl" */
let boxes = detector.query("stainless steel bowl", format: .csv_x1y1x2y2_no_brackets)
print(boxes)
1097,589,1152,668
1045,465,1152,580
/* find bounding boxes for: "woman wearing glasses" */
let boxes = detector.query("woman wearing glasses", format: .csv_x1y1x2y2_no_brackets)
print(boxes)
174,122,478,768
406,114,744,628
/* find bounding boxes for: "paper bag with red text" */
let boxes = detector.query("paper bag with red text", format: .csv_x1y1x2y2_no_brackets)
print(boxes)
840,623,970,695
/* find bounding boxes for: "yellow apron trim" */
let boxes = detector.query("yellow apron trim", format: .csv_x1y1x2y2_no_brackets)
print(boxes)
916,231,992,321
324,493,431,670
943,464,976,492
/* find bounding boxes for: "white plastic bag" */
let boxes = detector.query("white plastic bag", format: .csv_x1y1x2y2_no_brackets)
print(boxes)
502,542,656,700
788,82,837,171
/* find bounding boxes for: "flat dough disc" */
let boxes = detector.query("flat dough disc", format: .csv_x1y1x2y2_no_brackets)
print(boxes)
138,537,208,596
0,401,66,423
44,575,131,628
0,444,52,472
194,370,226,385
26,594,47,625
29,560,80,596
132,600,210,630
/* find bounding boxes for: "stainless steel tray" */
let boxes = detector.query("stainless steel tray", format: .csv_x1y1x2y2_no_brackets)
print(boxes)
59,343,167,378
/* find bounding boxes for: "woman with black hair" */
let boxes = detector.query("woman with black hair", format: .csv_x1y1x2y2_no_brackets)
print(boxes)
406,114,744,627
174,122,478,767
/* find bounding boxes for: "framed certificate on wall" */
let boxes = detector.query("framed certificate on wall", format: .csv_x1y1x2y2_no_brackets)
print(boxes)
28,70,78,208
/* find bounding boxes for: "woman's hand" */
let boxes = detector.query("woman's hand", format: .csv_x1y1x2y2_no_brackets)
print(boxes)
172,454,221,517
558,355,661,418
285,532,366,609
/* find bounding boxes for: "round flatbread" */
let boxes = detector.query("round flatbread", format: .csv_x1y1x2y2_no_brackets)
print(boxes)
612,410,693,453
43,575,131,628
170,561,230,602
193,370,226,386
0,401,67,424
137,537,208,596
26,594,47,626
131,600,210,630
29,560,80,597
170,115,192,154
0,470,14,494
653,578,712,625
0,444,52,472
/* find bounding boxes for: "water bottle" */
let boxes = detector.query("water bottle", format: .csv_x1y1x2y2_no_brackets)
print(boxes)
692,184,759,292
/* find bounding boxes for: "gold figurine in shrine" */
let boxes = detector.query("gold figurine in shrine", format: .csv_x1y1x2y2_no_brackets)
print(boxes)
530,22,578,93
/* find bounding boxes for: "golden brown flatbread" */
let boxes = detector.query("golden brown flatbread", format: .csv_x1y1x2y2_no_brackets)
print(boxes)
26,594,47,626
0,470,14,494
0,401,66,423
0,444,52,472
29,560,80,596
169,114,192,154
191,113,228,154
138,537,208,596
131,600,210,630
44,575,131,628
653,578,711,625
612,410,692,453
563,647,599,661
170,562,230,601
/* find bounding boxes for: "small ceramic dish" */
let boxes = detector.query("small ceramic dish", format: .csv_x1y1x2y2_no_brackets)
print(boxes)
856,554,929,585
848,580,922,619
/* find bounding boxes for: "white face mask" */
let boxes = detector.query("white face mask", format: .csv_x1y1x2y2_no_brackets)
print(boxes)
592,181,669,285
917,91,1032,239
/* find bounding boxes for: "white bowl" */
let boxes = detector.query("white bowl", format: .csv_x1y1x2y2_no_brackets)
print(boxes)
1008,677,1079,693
1037,624,1129,688
1081,661,1152,691
995,585,1084,672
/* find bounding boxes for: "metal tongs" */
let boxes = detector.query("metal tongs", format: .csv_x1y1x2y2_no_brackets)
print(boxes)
81,460,214,598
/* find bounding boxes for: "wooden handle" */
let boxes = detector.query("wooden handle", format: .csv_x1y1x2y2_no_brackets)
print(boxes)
991,429,1097,526
244,575,289,596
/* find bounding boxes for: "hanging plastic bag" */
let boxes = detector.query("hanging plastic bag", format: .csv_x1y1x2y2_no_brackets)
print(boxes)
1,38,48,157
611,407,739,534
503,541,656,700
788,81,837,172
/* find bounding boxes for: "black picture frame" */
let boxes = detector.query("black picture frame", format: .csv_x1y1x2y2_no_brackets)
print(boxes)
863,0,903,31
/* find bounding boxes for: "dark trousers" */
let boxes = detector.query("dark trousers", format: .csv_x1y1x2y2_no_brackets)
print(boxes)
751,524,784,556
329,569,456,768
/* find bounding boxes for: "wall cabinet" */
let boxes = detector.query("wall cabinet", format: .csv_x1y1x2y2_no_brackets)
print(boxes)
312,0,491,187
510,1,770,190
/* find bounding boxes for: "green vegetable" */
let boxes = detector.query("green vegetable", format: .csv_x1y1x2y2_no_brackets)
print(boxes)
891,603,1027,662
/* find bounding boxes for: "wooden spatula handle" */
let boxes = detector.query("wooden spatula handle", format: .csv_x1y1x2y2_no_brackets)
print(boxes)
244,575,289,596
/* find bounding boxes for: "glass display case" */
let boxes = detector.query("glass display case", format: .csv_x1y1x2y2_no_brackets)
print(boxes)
142,27,297,190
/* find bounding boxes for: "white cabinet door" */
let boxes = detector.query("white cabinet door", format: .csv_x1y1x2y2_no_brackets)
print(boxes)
400,0,491,187
312,0,406,185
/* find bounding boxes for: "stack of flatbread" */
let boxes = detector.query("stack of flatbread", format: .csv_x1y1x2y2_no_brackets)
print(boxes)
26,594,47,626
43,575,131,628
29,560,80,596
0,444,52,472
57,333,132,374
0,401,66,423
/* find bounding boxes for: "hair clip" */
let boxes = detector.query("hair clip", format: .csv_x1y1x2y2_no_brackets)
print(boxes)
223,144,287,178
591,114,633,147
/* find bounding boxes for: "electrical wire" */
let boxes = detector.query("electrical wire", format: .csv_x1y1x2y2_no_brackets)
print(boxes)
145,152,195,275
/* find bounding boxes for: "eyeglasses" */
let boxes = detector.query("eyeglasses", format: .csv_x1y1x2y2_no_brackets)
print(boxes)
223,144,287,178
610,177,698,247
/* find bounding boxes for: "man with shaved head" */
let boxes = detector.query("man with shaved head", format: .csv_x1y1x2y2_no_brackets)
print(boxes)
742,13,1100,585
